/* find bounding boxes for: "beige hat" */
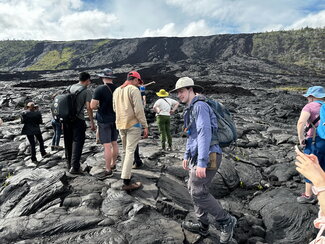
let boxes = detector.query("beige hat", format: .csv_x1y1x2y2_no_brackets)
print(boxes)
170,77,203,93
156,89,169,97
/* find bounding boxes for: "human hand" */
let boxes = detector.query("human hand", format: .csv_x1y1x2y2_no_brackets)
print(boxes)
143,127,149,139
299,139,306,147
182,159,189,170
295,145,325,187
196,166,206,178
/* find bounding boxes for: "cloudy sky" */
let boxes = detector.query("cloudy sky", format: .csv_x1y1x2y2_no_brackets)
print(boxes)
0,0,324,41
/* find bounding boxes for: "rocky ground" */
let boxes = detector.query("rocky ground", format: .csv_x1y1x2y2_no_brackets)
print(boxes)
0,60,324,244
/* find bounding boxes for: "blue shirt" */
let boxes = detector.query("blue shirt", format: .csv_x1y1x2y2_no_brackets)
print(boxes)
183,96,222,168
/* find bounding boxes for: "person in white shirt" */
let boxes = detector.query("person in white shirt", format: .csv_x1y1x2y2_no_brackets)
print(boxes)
153,89,179,151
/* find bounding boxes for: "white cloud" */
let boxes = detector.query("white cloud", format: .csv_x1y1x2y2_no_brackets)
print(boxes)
0,0,117,40
0,0,323,40
58,10,118,40
143,20,213,37
179,20,213,36
289,10,325,29
143,23,177,37
165,0,323,33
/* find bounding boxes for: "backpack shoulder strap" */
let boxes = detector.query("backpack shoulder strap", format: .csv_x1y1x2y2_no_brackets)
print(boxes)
162,98,171,106
304,101,324,133
105,83,113,94
74,85,87,95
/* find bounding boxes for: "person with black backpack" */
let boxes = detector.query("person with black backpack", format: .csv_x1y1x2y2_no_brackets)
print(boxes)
61,72,95,175
90,68,119,179
170,77,236,244
296,86,325,204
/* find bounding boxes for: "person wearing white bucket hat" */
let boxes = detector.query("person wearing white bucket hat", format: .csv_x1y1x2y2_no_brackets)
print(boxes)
297,86,325,204
171,77,236,243
153,89,179,151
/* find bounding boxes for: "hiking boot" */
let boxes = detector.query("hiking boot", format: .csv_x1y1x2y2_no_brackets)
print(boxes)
297,193,317,204
122,181,142,191
51,146,56,151
219,216,237,244
97,170,113,180
166,147,172,152
181,221,209,237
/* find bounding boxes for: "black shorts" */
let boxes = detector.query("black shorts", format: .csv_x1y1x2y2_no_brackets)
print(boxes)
98,122,118,144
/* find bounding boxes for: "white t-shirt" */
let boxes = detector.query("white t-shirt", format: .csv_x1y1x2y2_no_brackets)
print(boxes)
153,97,178,116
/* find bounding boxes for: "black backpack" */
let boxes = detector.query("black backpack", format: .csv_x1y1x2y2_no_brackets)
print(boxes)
51,85,86,122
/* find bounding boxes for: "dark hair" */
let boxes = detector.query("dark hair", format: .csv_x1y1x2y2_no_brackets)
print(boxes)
79,72,90,82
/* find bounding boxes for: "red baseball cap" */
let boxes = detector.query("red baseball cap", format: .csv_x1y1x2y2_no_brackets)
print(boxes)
128,71,143,84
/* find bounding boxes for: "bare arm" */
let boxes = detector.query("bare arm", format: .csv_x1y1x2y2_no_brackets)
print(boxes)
90,99,99,110
170,101,180,114
295,147,325,213
86,101,96,131
297,111,310,146
142,81,156,87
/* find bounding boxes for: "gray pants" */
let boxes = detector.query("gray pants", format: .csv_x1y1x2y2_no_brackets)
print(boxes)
188,153,229,225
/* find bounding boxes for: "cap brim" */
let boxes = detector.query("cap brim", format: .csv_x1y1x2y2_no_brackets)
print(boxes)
303,93,325,98
98,74,116,78
170,85,204,93
157,93,169,97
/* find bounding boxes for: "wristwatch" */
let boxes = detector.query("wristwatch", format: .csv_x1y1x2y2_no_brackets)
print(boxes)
312,186,325,195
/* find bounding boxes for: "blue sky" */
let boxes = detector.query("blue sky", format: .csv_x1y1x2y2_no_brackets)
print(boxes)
0,0,324,41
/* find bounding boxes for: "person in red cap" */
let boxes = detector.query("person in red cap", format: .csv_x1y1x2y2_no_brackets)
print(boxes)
113,71,149,191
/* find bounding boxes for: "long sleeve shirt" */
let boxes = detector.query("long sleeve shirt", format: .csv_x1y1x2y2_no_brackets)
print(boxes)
183,96,222,168
113,84,148,129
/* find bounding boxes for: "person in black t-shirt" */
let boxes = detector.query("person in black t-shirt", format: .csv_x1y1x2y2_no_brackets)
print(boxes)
90,68,119,179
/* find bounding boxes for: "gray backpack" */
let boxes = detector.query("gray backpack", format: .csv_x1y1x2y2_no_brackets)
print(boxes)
186,96,237,148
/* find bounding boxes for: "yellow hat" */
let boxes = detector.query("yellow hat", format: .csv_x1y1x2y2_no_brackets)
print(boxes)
156,89,169,97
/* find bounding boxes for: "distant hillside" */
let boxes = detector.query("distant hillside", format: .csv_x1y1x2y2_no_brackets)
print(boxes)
0,28,323,74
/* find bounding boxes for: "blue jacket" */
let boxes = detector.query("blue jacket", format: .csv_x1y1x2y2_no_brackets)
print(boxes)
183,96,222,168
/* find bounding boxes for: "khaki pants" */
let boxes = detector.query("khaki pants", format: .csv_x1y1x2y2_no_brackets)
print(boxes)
119,127,141,179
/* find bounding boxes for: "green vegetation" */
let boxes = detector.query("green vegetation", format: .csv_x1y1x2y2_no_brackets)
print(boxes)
93,39,110,51
26,48,74,71
252,27,325,74
276,86,307,92
0,40,38,70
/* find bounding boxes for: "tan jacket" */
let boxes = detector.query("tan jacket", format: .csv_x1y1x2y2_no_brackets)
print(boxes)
113,84,148,129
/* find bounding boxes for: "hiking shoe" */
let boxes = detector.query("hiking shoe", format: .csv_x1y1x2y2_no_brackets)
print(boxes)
98,170,113,180
181,221,209,237
69,168,84,175
166,147,172,152
132,163,143,169
41,153,50,158
219,216,237,244
297,193,317,204
122,181,142,191
110,164,117,171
